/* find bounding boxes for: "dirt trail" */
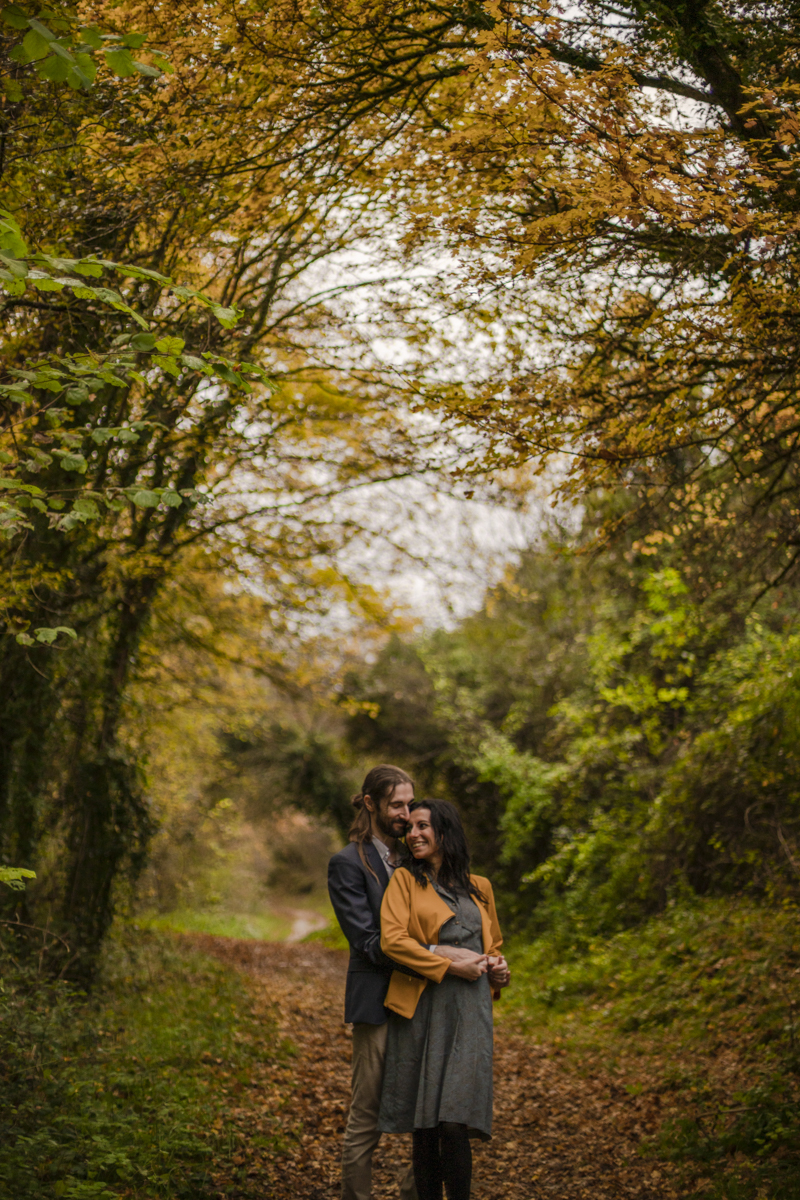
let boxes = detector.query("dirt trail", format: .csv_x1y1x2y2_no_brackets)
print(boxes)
189,937,678,1200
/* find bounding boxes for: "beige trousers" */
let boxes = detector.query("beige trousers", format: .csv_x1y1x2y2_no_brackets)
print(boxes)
341,1021,418,1200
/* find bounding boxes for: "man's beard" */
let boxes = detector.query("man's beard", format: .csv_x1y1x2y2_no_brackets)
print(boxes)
376,808,406,842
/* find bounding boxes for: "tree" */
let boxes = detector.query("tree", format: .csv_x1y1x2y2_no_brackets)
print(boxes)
0,0,447,977
256,2,800,590
384,2,800,593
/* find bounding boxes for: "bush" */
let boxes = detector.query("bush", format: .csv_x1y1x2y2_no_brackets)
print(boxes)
0,926,287,1198
506,896,800,1200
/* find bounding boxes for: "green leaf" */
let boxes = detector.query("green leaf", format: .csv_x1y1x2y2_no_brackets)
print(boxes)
26,17,56,41
180,354,205,371
110,262,170,284
211,305,239,328
48,39,75,62
38,52,70,82
154,336,185,355
130,332,157,352
1,4,30,29
161,490,183,507
90,427,116,444
34,625,77,644
152,353,180,377
72,496,99,519
116,428,139,443
22,26,50,59
78,25,103,50
134,60,161,77
56,452,87,474
213,363,242,386
0,212,28,258
73,260,104,278
0,866,36,890
31,276,64,292
105,46,136,77
121,32,147,48
131,489,159,507
68,53,95,89
14,632,35,646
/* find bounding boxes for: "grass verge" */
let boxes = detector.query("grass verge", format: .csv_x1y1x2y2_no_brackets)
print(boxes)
141,907,293,941
302,918,348,951
0,926,291,1198
504,896,800,1200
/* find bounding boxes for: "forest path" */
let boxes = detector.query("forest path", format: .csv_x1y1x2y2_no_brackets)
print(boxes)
189,937,677,1200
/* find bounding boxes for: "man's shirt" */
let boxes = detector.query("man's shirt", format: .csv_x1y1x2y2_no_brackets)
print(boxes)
370,835,397,878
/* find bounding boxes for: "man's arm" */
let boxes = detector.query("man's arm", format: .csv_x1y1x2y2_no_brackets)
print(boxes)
328,853,413,973
431,945,485,963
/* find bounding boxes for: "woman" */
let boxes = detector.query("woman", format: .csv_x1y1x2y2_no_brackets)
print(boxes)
377,799,510,1200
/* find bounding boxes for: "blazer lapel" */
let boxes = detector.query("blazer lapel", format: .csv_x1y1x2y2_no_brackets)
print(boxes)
365,840,388,889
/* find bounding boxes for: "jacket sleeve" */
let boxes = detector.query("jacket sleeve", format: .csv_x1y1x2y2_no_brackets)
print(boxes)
480,877,503,957
328,853,412,973
380,870,451,983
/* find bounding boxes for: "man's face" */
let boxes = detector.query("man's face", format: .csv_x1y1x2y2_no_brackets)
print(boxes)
374,781,414,841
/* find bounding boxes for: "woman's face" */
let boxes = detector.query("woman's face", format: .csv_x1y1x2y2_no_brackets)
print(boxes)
406,808,439,862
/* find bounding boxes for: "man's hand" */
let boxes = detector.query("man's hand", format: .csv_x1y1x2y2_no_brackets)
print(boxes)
487,955,511,989
432,945,481,964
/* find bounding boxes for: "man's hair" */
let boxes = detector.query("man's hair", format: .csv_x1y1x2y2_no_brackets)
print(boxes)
398,798,486,903
349,764,414,880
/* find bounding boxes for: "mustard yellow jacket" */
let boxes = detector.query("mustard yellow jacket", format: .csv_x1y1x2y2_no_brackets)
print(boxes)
379,866,504,1019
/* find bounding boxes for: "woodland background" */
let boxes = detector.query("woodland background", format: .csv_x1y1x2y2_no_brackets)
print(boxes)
2,2,800,1197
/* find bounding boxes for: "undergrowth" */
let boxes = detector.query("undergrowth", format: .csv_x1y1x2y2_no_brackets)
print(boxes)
505,896,800,1199
0,926,290,1198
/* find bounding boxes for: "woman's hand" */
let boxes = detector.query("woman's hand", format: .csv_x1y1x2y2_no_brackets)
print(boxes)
445,952,489,981
487,955,511,989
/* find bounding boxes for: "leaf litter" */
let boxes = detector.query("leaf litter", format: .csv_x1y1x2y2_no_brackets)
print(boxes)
186,936,680,1199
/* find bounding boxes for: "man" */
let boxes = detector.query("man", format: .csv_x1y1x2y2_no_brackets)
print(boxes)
328,765,505,1200
328,764,419,1200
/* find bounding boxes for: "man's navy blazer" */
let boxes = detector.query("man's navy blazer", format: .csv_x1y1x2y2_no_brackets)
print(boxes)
328,840,406,1025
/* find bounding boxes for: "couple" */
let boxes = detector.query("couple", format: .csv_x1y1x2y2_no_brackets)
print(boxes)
328,764,511,1200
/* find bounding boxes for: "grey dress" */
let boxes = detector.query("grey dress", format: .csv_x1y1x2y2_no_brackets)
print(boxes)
377,882,493,1138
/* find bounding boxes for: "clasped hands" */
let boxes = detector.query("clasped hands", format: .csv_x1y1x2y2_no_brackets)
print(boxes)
434,944,511,987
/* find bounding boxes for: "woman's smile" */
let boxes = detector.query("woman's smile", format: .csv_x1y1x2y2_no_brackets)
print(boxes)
406,809,438,861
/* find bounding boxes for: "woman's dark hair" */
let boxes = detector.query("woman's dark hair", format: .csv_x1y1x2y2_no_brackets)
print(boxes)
349,764,414,880
400,798,486,903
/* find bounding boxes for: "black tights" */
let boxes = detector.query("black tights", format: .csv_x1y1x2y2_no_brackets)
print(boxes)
412,1122,472,1200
